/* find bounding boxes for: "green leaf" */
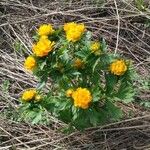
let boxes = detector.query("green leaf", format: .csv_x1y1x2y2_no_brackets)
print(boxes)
57,108,72,123
89,109,99,126
104,100,123,121
92,86,102,102
105,73,118,95
140,102,150,108
101,38,108,52
72,71,81,76
59,76,70,89
40,61,47,70
115,82,135,103
32,111,42,124
75,51,86,58
37,81,46,90
92,58,100,72
32,34,40,42
91,71,100,85
135,0,146,11
2,80,10,93
72,106,78,121
86,31,92,40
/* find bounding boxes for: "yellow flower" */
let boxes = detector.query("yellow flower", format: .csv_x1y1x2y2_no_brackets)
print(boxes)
40,35,48,40
66,89,74,97
64,22,77,32
22,89,36,101
64,22,85,42
35,95,42,102
66,29,82,42
76,23,85,33
110,60,127,76
38,24,54,36
24,56,36,70
91,42,101,55
32,38,55,57
72,88,92,109
73,58,84,69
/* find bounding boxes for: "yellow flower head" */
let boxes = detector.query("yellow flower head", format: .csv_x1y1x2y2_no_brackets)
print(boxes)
66,89,74,97
40,35,48,40
110,60,127,76
32,38,55,57
64,22,77,32
64,22,85,42
91,42,101,55
24,56,36,71
22,89,36,101
72,88,92,109
35,95,42,102
73,58,84,69
76,23,85,33
66,29,82,42
38,24,54,36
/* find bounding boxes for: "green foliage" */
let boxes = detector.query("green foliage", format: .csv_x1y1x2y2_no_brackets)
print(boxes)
145,19,150,28
135,76,150,109
140,101,150,108
18,102,49,125
18,23,137,131
135,0,146,11
2,80,10,93
13,40,26,54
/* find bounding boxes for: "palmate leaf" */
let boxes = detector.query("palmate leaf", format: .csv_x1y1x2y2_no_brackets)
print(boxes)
91,71,100,85
57,109,73,123
140,101,150,108
18,103,47,125
85,31,92,40
31,110,42,124
75,50,89,59
92,58,100,73
40,95,56,112
72,106,79,121
104,100,123,121
101,38,108,52
48,27,63,41
72,110,90,130
105,73,118,95
58,75,70,90
99,54,112,70
92,85,102,102
56,103,73,123
115,82,135,103
88,108,101,126
32,34,40,42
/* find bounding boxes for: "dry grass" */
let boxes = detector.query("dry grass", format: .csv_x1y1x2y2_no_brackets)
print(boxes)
0,0,150,149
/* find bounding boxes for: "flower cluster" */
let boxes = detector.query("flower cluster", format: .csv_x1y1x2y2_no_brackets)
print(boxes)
19,22,135,129
91,42,101,55
110,60,127,76
22,89,41,102
66,88,92,109
32,38,55,57
38,24,54,36
24,24,55,71
64,22,85,42
32,24,55,57
24,56,36,71
73,58,84,69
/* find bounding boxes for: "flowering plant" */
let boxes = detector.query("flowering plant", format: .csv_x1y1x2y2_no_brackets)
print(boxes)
20,22,136,130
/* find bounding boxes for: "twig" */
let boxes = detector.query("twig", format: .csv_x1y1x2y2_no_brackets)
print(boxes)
114,0,120,55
